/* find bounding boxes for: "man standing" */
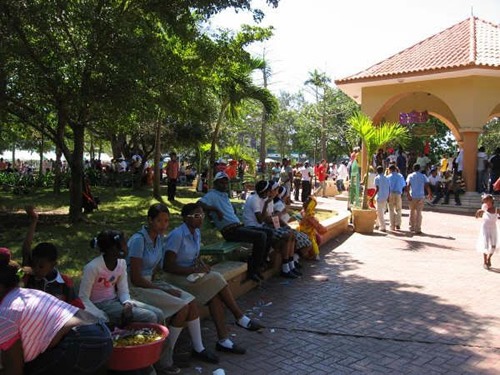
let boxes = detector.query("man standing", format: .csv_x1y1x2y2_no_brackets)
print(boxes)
373,165,390,232
198,172,270,283
477,146,489,193
406,164,432,235
271,162,281,183
336,161,348,192
166,152,180,201
396,148,407,179
313,159,328,198
300,161,313,202
387,164,406,231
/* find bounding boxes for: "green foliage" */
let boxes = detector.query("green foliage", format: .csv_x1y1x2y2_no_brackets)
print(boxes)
348,112,409,209
479,117,500,155
0,0,281,221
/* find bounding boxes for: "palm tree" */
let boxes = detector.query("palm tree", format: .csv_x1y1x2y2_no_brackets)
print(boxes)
305,69,331,160
348,112,409,209
208,56,277,185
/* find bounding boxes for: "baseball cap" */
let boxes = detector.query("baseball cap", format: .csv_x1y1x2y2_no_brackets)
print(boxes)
214,171,229,181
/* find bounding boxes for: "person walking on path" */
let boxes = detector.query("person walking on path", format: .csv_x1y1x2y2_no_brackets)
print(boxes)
373,165,390,232
387,164,406,231
406,163,432,234
313,159,328,197
166,152,180,201
475,194,498,270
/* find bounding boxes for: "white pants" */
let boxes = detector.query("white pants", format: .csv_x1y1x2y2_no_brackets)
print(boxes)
376,200,387,230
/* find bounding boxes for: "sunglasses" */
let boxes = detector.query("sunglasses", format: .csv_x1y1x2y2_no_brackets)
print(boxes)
186,213,205,219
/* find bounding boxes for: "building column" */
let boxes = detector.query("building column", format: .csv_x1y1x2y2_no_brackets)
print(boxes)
460,130,479,192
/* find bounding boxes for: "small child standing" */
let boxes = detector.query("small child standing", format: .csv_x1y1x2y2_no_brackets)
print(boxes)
475,194,498,270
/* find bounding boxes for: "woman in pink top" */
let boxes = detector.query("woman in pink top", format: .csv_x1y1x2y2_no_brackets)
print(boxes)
0,260,112,374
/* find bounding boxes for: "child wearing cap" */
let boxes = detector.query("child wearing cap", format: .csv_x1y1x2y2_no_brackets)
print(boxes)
475,194,498,270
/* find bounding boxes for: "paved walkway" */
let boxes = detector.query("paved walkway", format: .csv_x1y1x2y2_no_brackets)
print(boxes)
180,198,500,374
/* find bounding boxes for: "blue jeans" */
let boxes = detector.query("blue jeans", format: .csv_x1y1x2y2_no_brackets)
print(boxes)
25,321,113,375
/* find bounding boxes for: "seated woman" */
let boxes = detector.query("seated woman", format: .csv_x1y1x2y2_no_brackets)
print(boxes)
298,196,327,260
0,259,112,375
127,203,218,366
162,203,265,356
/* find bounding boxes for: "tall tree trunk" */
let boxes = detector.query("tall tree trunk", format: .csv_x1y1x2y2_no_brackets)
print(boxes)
38,128,44,177
209,100,229,187
320,114,327,160
68,124,85,222
153,119,163,201
53,112,67,194
259,110,267,175
259,65,269,175
53,147,62,194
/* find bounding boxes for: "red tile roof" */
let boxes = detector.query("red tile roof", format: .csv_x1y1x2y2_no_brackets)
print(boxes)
336,17,500,83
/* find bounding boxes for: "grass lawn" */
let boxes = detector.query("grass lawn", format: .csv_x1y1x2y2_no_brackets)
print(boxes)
1,184,330,279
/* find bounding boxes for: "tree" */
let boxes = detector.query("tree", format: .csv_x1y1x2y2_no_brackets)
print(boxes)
1,1,281,221
202,25,278,184
480,117,500,155
305,69,331,160
348,112,409,209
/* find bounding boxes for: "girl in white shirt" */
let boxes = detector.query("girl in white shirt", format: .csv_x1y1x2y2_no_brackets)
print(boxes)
79,230,160,325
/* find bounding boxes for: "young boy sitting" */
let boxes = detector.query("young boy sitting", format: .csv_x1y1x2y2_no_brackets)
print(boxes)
21,206,84,308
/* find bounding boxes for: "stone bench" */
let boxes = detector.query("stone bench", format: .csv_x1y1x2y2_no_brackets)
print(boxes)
200,241,252,262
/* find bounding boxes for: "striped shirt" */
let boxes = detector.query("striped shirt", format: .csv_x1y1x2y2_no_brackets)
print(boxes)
0,288,78,361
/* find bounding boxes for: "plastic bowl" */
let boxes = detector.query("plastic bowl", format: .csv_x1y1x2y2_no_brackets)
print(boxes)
107,322,169,371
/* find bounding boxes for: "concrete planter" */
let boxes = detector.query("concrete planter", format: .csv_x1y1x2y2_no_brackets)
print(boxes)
351,208,377,234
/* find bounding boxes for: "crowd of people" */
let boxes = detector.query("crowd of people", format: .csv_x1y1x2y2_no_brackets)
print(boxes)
2,144,499,374
0,199,274,374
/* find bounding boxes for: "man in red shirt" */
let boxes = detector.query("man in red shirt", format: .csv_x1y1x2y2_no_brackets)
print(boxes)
313,159,328,197
166,152,180,201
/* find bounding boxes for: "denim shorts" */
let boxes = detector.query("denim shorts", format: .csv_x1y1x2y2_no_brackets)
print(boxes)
25,321,113,375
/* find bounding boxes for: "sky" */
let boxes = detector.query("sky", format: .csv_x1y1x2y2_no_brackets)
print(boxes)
210,0,500,96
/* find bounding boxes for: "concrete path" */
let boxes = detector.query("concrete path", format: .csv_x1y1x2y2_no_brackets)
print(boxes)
181,199,500,374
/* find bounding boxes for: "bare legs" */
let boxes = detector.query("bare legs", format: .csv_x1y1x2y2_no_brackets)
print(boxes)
209,284,255,339
483,252,493,269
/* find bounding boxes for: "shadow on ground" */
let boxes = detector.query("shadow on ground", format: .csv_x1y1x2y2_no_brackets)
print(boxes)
180,233,499,374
